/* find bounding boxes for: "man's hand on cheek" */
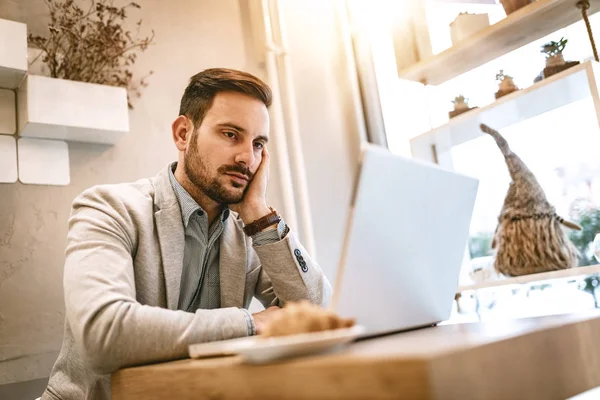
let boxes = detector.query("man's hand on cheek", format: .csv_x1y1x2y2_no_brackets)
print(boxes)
234,147,271,224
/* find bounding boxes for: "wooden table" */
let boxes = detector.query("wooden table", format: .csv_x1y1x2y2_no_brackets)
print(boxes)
112,311,600,400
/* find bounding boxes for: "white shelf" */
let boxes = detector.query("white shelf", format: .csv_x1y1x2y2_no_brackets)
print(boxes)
0,88,16,135
0,18,27,89
398,0,600,85
458,264,600,293
17,75,130,145
18,138,70,186
411,60,600,163
0,135,17,183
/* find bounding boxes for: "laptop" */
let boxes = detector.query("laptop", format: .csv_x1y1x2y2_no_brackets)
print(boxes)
331,144,479,337
189,144,478,360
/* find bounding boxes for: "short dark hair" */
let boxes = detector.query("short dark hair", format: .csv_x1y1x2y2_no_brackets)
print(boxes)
179,68,272,128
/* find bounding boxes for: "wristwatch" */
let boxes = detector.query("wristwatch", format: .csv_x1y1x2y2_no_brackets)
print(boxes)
242,207,282,236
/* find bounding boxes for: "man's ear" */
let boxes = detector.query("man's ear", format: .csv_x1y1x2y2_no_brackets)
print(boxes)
172,115,194,151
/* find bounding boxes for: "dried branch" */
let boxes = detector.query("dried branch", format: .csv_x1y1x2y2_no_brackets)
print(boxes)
28,0,154,109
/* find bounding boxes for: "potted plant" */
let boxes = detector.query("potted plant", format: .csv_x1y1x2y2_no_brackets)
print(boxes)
449,95,476,118
18,0,155,145
540,37,580,79
495,70,519,99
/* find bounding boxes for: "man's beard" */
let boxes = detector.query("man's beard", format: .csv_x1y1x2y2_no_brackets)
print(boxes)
184,135,253,204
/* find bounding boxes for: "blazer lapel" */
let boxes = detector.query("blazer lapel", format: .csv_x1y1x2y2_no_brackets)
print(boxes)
153,165,185,310
155,205,184,310
219,219,247,308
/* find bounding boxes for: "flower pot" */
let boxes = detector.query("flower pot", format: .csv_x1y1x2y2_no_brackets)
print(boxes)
450,13,490,46
495,78,519,99
0,18,27,89
546,54,565,67
542,60,580,79
17,75,129,145
500,0,536,15
449,105,477,118
495,87,519,99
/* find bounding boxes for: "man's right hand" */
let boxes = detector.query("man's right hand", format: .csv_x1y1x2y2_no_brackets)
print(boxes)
252,306,281,335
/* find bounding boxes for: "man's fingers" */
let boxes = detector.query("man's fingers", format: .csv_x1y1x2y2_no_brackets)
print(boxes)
258,147,270,180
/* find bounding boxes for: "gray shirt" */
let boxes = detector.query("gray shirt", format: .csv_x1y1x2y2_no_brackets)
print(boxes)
168,163,286,332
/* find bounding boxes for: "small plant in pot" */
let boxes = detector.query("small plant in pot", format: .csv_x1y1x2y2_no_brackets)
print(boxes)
495,70,519,99
542,37,568,66
540,37,580,79
28,0,155,108
449,95,476,118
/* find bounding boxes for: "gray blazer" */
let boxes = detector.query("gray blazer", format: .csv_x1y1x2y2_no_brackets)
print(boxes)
42,166,332,400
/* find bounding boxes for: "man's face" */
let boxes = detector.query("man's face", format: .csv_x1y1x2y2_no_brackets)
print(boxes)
183,91,270,204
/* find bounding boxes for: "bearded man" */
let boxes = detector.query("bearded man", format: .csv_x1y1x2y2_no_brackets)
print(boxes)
42,68,331,400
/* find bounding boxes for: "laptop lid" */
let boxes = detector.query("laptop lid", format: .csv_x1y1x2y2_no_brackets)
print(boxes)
332,144,479,336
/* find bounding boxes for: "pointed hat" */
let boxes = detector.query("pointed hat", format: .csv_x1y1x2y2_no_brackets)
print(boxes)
480,123,580,276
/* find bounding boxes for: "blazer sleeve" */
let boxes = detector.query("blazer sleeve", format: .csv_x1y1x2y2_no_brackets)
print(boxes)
251,228,333,309
64,188,251,375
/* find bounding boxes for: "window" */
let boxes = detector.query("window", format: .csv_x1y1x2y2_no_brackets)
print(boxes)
377,1,600,321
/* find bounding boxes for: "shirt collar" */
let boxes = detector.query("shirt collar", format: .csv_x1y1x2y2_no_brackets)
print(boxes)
168,162,230,227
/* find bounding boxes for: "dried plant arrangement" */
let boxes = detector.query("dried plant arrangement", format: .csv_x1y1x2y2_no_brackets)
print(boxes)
28,0,155,108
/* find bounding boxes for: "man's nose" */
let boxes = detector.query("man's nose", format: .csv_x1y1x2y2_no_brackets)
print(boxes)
234,143,256,168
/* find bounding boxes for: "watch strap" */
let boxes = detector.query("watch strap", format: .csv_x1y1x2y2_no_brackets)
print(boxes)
243,207,282,236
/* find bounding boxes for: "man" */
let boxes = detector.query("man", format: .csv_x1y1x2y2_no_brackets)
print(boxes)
42,68,332,400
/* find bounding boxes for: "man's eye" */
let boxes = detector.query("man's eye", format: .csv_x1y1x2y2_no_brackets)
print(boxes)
224,131,236,139
254,142,264,149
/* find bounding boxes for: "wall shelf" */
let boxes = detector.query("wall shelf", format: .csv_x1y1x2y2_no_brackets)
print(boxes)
0,18,27,89
0,135,17,183
458,264,600,292
411,60,600,163
398,0,600,85
0,88,16,135
17,75,130,145
17,138,70,186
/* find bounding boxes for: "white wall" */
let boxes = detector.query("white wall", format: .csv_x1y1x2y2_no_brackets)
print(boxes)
0,0,364,388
